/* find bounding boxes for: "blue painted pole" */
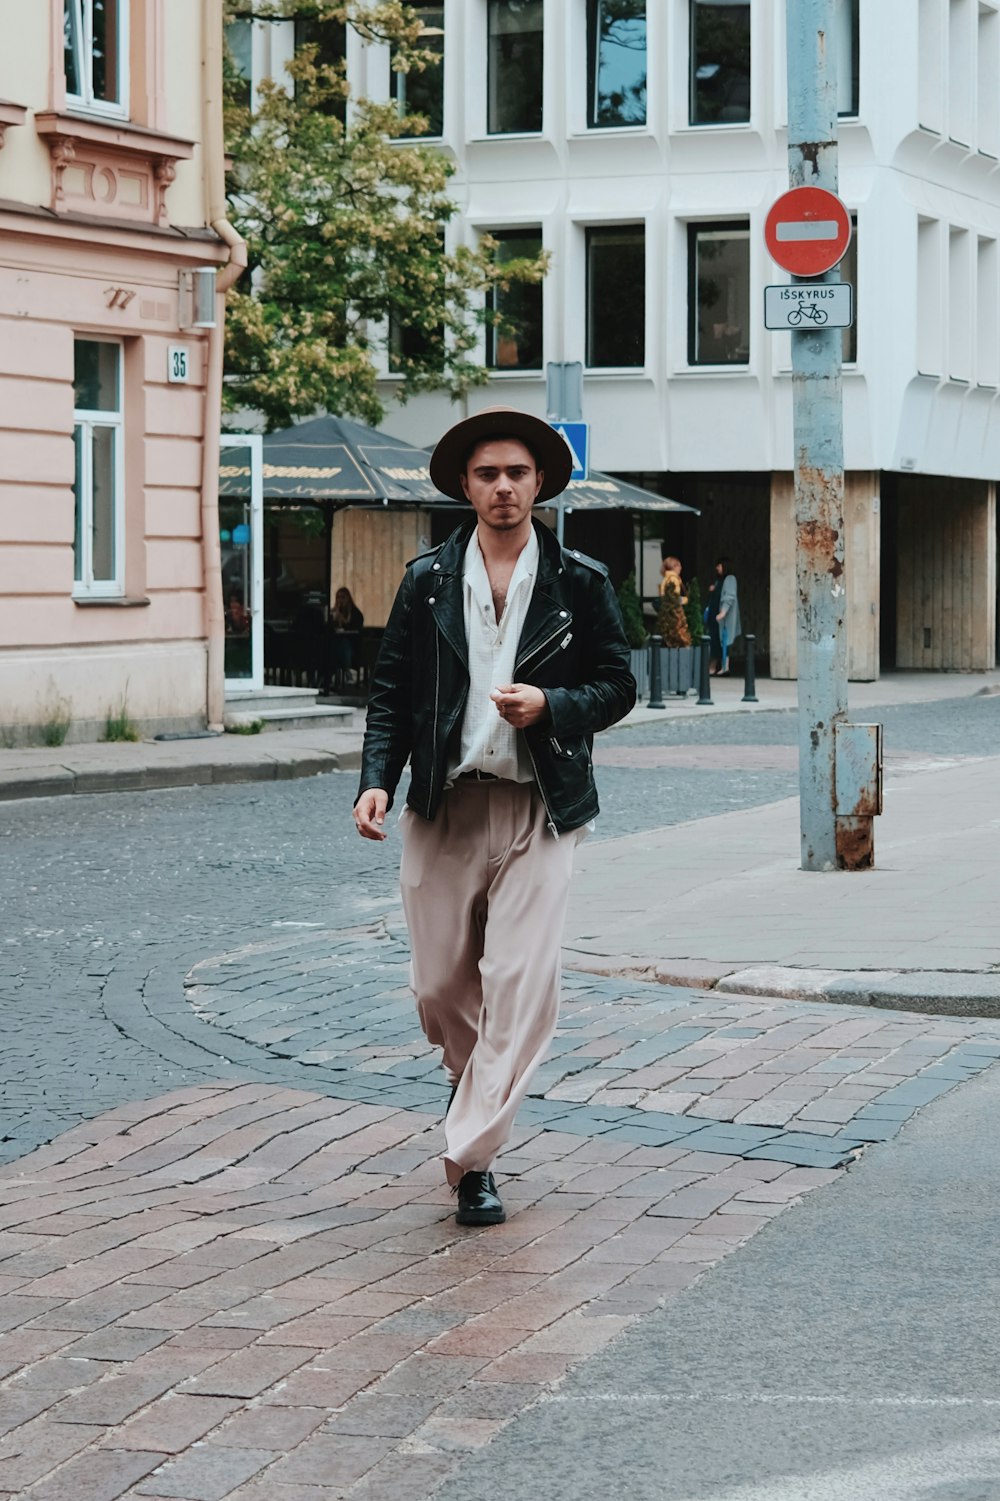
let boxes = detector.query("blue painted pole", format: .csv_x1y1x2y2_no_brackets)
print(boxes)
787,0,849,872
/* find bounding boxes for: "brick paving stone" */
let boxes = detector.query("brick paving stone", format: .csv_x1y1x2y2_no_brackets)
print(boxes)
134,1446,279,1499
0,1328,81,1377
209,1403,327,1450
0,1417,103,1491
518,1312,630,1356
409,1413,506,1452
268,1366,381,1409
342,1451,458,1501
52,1375,193,1428
373,1354,488,1399
102,1394,242,1453
64,1329,171,1363
474,1350,575,1385
324,1392,439,1438
265,1434,392,1488
20,1448,164,1501
7,1353,108,1392
180,1344,314,1399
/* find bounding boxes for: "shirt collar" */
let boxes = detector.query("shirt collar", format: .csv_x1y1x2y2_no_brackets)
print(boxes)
464,525,539,608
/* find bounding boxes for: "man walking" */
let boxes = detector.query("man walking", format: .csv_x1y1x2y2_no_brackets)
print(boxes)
353,408,635,1225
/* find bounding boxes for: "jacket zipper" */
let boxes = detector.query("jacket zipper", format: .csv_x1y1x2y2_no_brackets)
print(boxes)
524,736,559,839
516,623,571,676
426,628,441,818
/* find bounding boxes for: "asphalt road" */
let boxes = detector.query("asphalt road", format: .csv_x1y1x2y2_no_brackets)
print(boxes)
436,1048,1000,1501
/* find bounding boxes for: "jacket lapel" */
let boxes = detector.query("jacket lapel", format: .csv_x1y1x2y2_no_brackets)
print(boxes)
426,524,471,672
515,522,572,672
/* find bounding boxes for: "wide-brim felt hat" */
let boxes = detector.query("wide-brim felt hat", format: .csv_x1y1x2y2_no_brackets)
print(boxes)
429,406,573,504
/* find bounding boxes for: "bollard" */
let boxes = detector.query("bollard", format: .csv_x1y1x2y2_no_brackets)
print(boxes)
697,634,713,706
742,633,759,703
647,634,666,710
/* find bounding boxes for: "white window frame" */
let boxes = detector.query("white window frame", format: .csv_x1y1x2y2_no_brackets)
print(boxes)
73,340,125,600
65,0,130,119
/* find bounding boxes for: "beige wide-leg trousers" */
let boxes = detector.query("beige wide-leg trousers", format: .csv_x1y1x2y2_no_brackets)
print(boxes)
399,780,579,1187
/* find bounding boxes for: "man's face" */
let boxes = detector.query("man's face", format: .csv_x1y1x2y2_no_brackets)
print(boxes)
460,439,543,532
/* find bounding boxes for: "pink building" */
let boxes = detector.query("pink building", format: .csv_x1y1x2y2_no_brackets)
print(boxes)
0,0,245,742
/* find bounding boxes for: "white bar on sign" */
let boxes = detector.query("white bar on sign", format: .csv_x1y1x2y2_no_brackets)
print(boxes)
776,220,841,241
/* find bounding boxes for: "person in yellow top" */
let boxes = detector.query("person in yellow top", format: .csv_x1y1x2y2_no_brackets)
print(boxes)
658,555,688,603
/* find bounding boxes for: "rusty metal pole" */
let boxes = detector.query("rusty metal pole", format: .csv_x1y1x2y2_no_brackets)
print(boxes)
787,0,848,871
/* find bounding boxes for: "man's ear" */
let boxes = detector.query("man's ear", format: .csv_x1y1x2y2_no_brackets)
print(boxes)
534,469,544,500
459,470,471,500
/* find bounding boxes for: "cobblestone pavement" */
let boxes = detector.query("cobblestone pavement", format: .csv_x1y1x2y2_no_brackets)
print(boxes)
184,926,1000,1169
1,694,999,1496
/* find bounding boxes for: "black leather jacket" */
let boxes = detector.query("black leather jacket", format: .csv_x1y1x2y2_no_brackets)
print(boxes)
357,519,636,836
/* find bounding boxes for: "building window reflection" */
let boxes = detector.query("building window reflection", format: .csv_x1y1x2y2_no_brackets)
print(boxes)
64,0,127,116
487,0,544,135
586,225,646,366
836,0,860,118
688,222,751,365
689,0,750,126
485,229,544,369
392,3,445,137
587,0,647,129
73,339,124,596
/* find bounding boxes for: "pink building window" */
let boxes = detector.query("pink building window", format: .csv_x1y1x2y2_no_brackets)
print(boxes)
73,340,124,598
64,0,128,117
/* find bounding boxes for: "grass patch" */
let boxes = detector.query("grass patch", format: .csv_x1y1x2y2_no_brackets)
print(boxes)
104,696,139,743
225,719,265,735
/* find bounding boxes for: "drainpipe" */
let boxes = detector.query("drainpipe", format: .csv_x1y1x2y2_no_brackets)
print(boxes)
201,0,248,729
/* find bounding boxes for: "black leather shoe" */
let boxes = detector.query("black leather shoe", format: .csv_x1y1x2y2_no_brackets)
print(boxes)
454,1170,506,1226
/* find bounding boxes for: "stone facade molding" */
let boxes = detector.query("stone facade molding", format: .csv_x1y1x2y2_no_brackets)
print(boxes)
34,111,194,226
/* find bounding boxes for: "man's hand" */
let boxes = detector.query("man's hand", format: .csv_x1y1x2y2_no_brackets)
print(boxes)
490,684,548,730
354,788,389,841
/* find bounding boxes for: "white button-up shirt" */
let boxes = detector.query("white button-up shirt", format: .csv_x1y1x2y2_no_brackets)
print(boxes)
446,526,539,786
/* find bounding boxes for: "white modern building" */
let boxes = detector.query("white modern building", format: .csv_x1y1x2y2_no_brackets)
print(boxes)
243,1,1000,679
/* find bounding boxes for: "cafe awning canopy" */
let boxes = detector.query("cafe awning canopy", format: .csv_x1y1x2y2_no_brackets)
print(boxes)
219,414,699,515
538,473,699,515
219,414,453,505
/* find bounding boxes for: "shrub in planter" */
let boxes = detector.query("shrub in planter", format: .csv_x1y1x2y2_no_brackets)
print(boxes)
616,572,648,650
684,576,705,644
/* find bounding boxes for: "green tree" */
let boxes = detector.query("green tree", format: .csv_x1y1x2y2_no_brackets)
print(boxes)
223,1,548,429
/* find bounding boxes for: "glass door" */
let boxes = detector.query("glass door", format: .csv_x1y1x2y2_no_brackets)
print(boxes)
219,435,264,692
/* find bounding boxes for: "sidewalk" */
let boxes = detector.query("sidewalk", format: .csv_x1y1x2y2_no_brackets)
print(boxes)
0,723,365,802
569,749,1000,1013
3,669,999,802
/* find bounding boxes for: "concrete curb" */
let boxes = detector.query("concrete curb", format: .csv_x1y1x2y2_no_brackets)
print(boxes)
717,964,1000,1018
0,748,362,802
564,954,1000,1019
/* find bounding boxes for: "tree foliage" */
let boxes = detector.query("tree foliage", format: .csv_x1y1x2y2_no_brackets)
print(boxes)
222,1,548,429
616,573,648,650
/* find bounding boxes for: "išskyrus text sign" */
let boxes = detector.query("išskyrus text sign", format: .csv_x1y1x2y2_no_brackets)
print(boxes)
764,282,853,331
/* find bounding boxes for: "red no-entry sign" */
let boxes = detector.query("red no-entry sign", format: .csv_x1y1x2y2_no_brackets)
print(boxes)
764,186,852,277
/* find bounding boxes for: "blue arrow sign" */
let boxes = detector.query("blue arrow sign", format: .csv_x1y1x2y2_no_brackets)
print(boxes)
550,421,589,482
